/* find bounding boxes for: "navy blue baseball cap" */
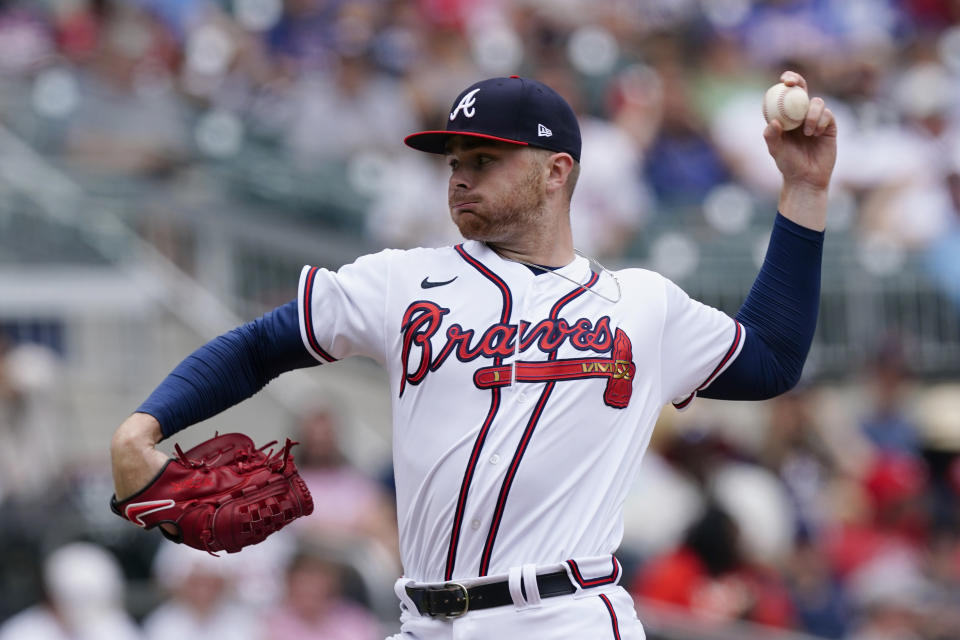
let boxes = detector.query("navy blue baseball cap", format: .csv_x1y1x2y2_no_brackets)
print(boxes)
404,76,582,163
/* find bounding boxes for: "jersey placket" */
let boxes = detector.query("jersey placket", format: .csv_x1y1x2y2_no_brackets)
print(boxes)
442,245,519,580
444,270,538,579
475,269,599,576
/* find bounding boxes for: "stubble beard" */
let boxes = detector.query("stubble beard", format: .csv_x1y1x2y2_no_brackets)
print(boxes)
451,162,547,244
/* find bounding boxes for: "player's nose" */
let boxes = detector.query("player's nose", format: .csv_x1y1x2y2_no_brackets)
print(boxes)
449,169,471,191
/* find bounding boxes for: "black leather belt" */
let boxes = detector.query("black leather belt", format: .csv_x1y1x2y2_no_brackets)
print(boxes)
405,570,574,618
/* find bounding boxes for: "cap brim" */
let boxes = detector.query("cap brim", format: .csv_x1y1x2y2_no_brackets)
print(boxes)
404,130,530,154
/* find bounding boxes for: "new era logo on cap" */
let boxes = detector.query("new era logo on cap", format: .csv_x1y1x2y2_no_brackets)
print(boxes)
404,76,582,162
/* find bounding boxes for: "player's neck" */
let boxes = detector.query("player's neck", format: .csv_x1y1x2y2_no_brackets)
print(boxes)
486,229,575,268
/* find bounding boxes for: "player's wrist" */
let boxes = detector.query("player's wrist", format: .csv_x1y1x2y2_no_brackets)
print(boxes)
777,181,829,232
112,412,164,448
111,413,168,501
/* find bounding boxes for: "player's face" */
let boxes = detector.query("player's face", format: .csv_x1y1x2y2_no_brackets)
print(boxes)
445,138,548,243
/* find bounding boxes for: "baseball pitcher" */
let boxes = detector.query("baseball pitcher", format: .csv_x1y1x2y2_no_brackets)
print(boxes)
111,72,836,638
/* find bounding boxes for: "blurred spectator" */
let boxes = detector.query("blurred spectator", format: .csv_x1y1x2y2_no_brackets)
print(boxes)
759,387,839,537
863,453,931,545
608,63,664,154
924,163,960,310
283,50,417,167
737,1,844,67
0,335,63,501
824,453,930,582
631,503,796,629
643,52,732,209
402,24,481,125
564,83,651,259
707,73,792,198
266,0,374,75
293,402,399,560
687,31,768,130
0,3,55,75
711,458,795,566
55,2,190,177
916,383,960,530
783,537,852,639
142,541,258,640
859,339,922,456
655,424,794,565
902,0,960,30
914,531,960,639
0,333,21,428
855,61,959,250
0,541,142,640
620,448,704,565
845,548,928,640
259,546,381,640
656,424,736,488
364,151,457,249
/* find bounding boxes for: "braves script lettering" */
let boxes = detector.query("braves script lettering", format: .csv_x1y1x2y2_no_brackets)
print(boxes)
399,301,621,397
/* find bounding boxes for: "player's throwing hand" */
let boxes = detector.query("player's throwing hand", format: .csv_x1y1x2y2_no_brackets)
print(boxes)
762,71,837,193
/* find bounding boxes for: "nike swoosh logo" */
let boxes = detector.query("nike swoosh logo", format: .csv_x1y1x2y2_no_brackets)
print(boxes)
421,276,458,289
125,499,176,527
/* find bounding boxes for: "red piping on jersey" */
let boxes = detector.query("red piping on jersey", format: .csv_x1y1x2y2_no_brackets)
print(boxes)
673,320,743,410
302,266,337,363
444,244,514,580
567,556,620,588
599,593,622,640
478,271,599,576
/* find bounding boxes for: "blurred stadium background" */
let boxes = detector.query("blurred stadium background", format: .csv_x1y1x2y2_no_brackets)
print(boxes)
1,0,960,638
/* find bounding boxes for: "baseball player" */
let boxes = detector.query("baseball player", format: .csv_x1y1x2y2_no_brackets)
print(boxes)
111,72,836,638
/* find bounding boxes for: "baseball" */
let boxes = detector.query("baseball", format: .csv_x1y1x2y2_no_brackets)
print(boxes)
762,82,809,131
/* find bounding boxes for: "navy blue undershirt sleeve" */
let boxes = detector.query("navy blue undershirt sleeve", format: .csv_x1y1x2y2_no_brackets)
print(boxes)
699,213,824,400
137,300,317,439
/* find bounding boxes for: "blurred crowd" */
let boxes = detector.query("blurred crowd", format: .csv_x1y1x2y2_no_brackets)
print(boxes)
1,0,960,275
2,0,960,639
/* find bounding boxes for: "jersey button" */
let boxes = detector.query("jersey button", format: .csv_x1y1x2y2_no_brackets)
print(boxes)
489,454,500,465
471,519,481,530
517,393,528,403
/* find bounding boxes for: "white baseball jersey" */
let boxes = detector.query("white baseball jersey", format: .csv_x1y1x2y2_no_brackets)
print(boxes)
297,240,742,584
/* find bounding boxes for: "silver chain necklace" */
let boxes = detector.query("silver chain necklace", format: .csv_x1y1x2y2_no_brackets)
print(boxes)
504,249,623,304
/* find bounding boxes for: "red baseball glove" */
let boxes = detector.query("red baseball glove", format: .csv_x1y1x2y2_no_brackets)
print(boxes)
111,432,313,554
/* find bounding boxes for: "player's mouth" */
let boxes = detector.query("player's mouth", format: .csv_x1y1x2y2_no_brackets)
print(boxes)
451,200,480,212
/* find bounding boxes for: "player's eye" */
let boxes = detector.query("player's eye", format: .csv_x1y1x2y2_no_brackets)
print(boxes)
447,158,459,171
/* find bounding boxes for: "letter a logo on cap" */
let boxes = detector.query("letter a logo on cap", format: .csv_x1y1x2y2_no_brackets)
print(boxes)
450,88,481,121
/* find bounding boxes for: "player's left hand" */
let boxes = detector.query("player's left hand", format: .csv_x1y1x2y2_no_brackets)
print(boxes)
763,71,837,191
111,430,314,554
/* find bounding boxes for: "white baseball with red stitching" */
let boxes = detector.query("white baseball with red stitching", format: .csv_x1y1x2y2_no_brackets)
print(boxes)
762,82,809,131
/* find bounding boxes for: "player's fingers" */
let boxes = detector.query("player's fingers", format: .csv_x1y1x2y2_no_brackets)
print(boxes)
803,97,825,135
814,106,836,136
780,70,807,91
763,118,783,154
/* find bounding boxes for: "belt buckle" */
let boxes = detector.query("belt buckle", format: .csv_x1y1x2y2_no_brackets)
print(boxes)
432,582,470,619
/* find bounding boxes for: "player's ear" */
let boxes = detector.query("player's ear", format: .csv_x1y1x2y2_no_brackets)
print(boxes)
544,152,575,196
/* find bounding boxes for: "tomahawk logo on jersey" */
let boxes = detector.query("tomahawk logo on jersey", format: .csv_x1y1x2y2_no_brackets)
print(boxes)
297,240,743,583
